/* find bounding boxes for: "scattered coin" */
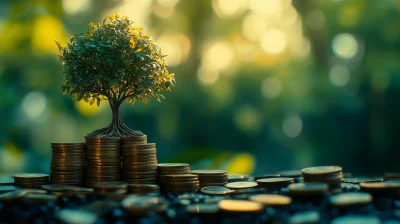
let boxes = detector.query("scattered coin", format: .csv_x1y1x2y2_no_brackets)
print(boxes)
0,177,14,186
218,199,263,213
330,215,381,224
257,177,294,188
288,183,329,196
225,181,258,189
57,209,98,224
254,174,280,181
329,192,372,207
186,203,220,214
200,186,234,195
343,177,383,184
121,195,166,216
249,194,292,206
288,210,320,224
360,182,400,196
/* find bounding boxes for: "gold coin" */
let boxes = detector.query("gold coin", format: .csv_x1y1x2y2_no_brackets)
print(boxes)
200,186,234,195
218,200,263,213
225,181,258,189
249,194,292,206
302,166,342,176
288,183,329,196
329,192,372,207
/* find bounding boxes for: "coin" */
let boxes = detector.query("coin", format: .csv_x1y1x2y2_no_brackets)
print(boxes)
225,181,258,189
121,143,156,149
0,186,19,193
0,177,14,186
57,209,98,224
249,194,292,206
254,174,281,180
302,166,342,176
23,194,58,203
128,184,160,194
121,195,166,216
359,181,400,196
256,177,294,188
186,203,219,214
288,183,329,196
329,192,372,207
288,211,320,224
330,215,381,224
200,186,234,195
343,177,383,184
218,200,263,213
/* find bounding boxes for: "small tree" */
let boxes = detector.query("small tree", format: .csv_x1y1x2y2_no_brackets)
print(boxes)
55,13,175,137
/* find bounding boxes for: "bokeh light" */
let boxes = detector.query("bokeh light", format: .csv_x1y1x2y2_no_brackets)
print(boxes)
242,13,267,42
329,65,350,87
261,29,287,54
332,33,358,59
32,16,67,54
234,106,263,134
157,34,191,66
261,77,281,99
203,41,235,71
226,153,255,174
21,91,47,120
282,115,303,138
197,64,220,85
62,0,91,15
212,0,249,18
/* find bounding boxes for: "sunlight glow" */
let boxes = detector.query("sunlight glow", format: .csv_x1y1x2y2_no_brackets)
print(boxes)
62,0,91,14
203,42,235,71
261,29,287,54
32,16,67,53
197,64,220,85
213,0,249,18
157,34,191,66
242,13,267,41
332,33,358,59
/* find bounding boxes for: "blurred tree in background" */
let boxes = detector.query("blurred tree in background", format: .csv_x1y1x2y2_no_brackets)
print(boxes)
0,0,399,175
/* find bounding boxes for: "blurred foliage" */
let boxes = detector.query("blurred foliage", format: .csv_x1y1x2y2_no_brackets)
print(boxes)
0,0,399,175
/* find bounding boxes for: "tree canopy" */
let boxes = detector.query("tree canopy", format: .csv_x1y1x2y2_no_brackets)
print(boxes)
55,13,175,107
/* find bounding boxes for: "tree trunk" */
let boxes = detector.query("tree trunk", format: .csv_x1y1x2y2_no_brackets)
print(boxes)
86,100,144,137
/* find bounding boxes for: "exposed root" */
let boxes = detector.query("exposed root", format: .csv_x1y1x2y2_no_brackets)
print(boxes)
85,120,144,137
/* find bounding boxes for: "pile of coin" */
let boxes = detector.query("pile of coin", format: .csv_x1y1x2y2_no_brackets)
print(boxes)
360,182,400,197
301,166,343,188
127,184,160,194
191,170,228,188
14,174,50,188
85,136,121,187
92,181,128,195
122,143,157,184
158,163,191,175
50,143,85,186
159,174,200,193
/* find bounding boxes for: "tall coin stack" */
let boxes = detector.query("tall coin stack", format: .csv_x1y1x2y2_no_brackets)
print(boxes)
191,170,228,188
301,166,343,189
50,143,85,186
158,163,200,192
84,136,121,187
122,139,157,185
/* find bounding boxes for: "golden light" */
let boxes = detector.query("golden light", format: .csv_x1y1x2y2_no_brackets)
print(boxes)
249,0,291,17
75,100,106,117
234,106,263,133
203,41,235,71
332,33,358,59
112,0,153,29
212,0,249,18
157,34,191,66
62,0,91,14
197,64,220,85
32,16,67,54
261,29,287,55
226,153,255,174
242,13,267,42
152,3,175,19
232,35,258,62
156,0,180,7
0,142,24,172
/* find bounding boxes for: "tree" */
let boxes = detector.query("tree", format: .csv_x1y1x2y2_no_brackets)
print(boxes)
55,13,175,137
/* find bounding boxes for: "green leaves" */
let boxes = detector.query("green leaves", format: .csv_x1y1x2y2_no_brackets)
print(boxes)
56,14,175,107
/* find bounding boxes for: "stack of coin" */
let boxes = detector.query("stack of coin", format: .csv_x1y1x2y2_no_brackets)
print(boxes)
360,182,400,197
127,184,160,194
158,174,200,193
158,163,191,175
85,136,121,187
301,166,343,188
14,174,50,188
121,135,147,146
191,170,228,187
92,181,127,195
50,143,85,186
122,143,157,184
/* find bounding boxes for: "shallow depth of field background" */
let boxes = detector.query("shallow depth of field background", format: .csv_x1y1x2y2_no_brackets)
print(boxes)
0,0,399,176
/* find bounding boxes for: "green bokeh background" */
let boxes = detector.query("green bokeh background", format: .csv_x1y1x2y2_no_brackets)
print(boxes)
0,0,399,176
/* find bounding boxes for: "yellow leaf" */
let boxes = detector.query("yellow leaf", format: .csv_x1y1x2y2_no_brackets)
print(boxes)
54,39,62,50
114,13,120,19
110,14,115,21
96,22,101,28
102,16,108,24
54,53,63,58
141,98,148,104
89,98,95,105
129,39,136,48
136,48,143,52
122,16,129,19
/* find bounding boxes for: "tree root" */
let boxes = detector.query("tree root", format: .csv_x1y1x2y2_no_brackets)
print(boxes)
85,120,144,137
